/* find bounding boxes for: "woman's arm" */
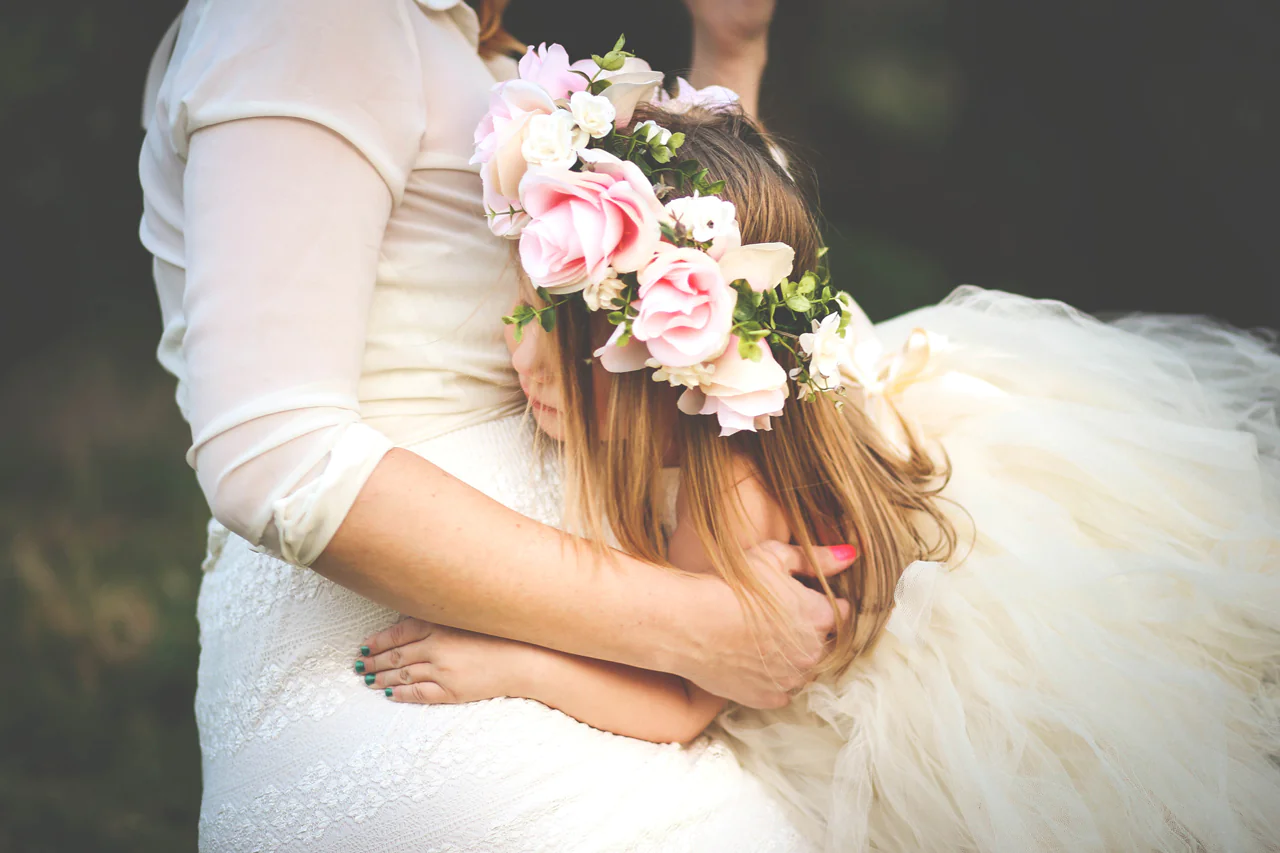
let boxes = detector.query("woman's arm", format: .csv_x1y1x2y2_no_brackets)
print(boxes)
684,0,775,116
183,118,847,709
361,461,796,743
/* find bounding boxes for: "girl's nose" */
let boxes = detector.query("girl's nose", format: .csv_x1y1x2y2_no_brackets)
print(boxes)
510,322,549,380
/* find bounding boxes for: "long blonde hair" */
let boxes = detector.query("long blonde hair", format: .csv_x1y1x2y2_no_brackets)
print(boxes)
547,105,958,674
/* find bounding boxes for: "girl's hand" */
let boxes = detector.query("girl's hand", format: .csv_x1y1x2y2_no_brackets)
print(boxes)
356,620,536,704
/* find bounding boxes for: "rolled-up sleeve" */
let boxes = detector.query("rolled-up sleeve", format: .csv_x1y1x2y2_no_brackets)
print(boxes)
168,0,427,565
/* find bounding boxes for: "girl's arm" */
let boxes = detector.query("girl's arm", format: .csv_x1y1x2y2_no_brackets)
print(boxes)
363,461,794,744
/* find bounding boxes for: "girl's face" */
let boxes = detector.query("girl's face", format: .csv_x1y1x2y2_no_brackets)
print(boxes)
505,303,566,440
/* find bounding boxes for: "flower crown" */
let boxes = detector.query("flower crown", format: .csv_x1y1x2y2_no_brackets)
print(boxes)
473,37,889,436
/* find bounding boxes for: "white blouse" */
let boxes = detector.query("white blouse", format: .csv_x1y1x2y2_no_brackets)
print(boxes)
139,0,525,566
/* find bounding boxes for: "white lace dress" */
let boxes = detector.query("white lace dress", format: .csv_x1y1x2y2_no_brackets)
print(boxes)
139,1,811,850
195,419,810,852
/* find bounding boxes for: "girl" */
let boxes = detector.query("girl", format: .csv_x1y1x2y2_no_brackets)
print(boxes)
361,71,1280,852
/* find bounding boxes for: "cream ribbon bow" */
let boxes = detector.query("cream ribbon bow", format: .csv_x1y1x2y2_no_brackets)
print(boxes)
836,298,945,457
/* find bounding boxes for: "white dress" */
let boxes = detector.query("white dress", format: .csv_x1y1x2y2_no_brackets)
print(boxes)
715,288,1280,852
138,1,812,850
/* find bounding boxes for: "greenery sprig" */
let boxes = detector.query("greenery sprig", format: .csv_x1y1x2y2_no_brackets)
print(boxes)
503,36,850,402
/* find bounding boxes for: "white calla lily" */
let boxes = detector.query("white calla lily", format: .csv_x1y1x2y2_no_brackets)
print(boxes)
717,243,796,293
600,70,664,126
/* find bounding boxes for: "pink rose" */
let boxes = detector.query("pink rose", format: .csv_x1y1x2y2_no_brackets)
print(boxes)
472,80,559,238
518,43,589,100
678,337,788,435
517,151,664,293
632,243,734,367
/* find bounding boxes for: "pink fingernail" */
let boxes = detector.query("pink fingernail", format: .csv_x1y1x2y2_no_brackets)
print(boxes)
829,544,859,561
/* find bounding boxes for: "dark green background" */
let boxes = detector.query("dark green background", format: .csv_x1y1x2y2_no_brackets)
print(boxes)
1,1,1275,850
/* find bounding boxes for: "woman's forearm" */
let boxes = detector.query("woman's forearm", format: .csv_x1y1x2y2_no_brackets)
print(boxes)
314,448,708,676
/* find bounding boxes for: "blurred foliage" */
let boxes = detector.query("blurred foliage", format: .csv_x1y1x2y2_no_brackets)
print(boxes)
1,0,1277,849
0,344,208,852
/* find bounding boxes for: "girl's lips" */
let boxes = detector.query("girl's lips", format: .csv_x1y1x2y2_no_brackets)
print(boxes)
528,396,559,416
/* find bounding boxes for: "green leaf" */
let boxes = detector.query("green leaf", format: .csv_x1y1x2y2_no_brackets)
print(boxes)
539,309,557,332
535,286,551,303
816,246,829,258
597,51,627,72
650,146,672,164
786,295,812,313
613,33,627,53
678,160,701,175
610,296,627,308
704,179,726,195
667,132,686,150
738,337,763,361
589,78,613,96
607,311,625,325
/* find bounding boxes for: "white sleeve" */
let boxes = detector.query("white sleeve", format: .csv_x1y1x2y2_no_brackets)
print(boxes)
170,0,427,565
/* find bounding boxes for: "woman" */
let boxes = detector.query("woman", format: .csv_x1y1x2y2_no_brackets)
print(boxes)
138,0,847,849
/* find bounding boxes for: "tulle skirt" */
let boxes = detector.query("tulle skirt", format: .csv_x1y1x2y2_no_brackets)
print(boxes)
718,287,1280,852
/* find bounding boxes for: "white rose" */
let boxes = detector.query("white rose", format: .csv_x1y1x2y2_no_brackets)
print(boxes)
569,91,617,140
521,110,588,169
663,195,741,259
634,119,672,146
583,274,626,312
798,312,852,390
646,358,716,390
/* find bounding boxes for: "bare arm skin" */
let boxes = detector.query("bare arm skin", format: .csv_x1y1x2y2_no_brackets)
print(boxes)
361,460,798,743
684,0,775,116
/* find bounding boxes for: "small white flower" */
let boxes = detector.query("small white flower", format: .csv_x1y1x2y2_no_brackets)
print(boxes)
647,358,716,390
663,195,741,253
569,91,616,140
798,312,852,389
582,274,625,312
634,119,672,147
522,110,587,169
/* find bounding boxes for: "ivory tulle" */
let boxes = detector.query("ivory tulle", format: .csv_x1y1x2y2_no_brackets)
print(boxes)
717,286,1280,852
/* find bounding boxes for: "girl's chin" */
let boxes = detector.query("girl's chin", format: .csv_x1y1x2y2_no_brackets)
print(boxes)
533,410,563,440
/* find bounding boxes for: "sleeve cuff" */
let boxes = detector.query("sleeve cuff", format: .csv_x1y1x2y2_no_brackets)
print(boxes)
267,422,395,566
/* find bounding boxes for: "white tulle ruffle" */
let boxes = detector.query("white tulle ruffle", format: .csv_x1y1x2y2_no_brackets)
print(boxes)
717,286,1280,853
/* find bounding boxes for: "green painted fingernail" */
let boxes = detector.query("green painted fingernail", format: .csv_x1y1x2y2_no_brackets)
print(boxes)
360,645,370,657
354,660,365,674
384,687,393,698
364,674,376,686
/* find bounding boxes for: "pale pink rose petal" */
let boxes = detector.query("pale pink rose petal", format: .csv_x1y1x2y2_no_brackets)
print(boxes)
717,243,796,293
695,338,788,435
518,43,588,100
595,323,651,373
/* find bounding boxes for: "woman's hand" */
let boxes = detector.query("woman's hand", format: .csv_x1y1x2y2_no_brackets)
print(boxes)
359,542,855,710
673,541,854,708
684,0,776,116
357,620,537,704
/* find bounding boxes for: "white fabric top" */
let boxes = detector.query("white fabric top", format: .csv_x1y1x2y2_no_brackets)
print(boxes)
139,0,525,565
